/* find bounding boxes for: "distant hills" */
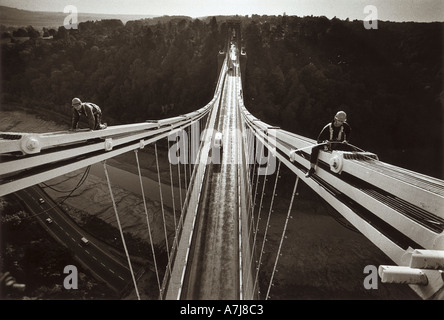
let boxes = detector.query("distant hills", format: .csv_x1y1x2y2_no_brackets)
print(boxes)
0,6,159,29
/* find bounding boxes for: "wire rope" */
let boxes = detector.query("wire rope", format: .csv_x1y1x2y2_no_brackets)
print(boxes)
167,139,179,250
252,160,281,298
266,174,299,300
155,143,172,278
134,149,162,298
246,140,268,299
103,160,140,300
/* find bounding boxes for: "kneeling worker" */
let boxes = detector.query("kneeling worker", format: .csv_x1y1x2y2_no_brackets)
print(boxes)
71,97,107,131
306,110,352,178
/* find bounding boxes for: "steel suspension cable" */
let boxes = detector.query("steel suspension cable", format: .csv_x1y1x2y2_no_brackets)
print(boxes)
183,161,188,197
247,167,260,265
234,87,245,300
251,139,262,213
250,139,267,245
103,160,140,300
41,165,90,194
238,103,256,298
177,148,184,227
247,131,255,211
155,143,172,278
57,166,91,205
246,135,257,231
266,175,299,300
248,139,263,248
243,127,255,230
252,160,281,299
134,150,162,298
246,141,269,298
166,139,179,250
187,126,192,186
244,138,257,298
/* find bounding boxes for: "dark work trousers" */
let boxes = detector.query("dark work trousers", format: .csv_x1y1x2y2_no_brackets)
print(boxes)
94,113,102,130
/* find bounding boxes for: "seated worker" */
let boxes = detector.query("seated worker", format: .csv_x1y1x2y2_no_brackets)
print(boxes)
71,97,107,131
306,110,352,178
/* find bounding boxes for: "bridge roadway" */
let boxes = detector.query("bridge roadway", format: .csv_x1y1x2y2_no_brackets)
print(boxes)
165,45,253,299
180,67,251,299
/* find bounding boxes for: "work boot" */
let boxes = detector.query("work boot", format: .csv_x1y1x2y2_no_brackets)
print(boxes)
99,123,107,130
305,167,315,178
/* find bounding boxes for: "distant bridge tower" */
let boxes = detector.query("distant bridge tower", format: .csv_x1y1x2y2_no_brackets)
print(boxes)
226,19,241,48
218,49,225,74
239,45,247,79
226,19,246,77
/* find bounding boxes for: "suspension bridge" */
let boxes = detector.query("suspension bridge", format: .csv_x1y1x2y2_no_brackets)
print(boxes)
1,27,443,301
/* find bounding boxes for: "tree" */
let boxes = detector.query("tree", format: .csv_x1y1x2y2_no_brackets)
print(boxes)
12,28,27,37
26,26,40,38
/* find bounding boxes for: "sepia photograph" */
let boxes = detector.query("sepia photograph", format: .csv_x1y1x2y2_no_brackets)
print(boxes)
0,0,443,309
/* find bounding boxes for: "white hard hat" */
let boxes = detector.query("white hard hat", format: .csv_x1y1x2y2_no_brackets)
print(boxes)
72,97,82,106
335,111,347,122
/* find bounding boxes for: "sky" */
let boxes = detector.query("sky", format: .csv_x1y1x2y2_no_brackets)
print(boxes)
0,0,443,22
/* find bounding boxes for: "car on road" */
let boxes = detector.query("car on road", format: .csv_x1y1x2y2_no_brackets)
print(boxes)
213,131,223,172
214,131,223,150
46,218,53,224
39,198,45,204
81,237,90,246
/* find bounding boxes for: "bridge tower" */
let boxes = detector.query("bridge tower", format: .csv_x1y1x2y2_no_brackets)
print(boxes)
226,19,241,47
226,19,247,78
217,49,225,74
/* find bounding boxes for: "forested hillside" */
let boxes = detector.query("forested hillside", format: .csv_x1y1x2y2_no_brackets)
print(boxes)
1,17,223,124
1,14,442,177
240,15,443,178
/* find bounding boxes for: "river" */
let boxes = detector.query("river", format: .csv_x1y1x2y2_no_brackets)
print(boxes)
89,163,183,209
